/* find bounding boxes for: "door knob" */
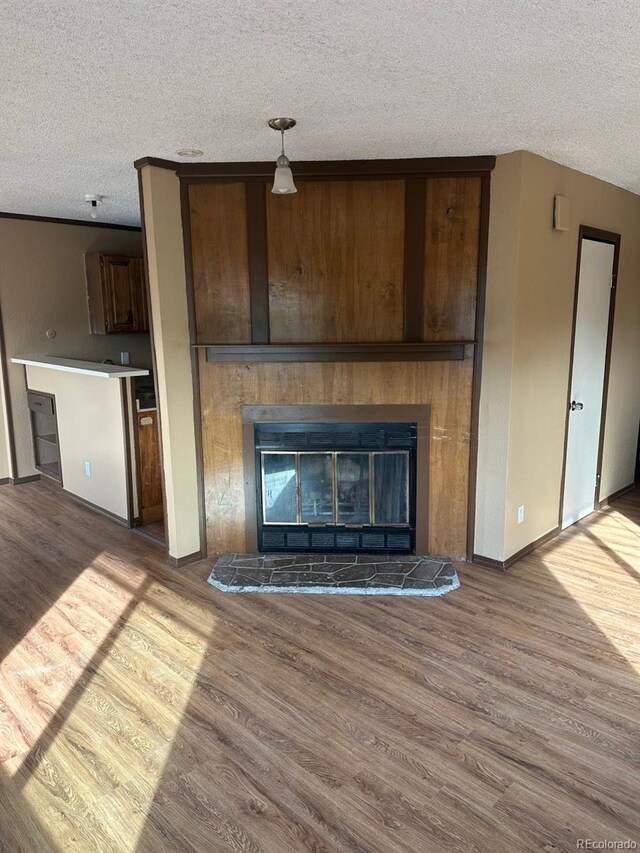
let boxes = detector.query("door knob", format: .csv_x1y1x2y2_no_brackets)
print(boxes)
570,400,584,411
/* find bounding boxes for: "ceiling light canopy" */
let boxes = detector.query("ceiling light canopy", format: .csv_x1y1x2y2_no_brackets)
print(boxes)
268,118,297,195
175,148,203,157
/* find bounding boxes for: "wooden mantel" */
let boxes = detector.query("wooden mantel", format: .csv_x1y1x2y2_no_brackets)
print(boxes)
198,342,472,363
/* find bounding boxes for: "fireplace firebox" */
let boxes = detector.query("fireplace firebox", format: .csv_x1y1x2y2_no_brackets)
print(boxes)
254,423,417,553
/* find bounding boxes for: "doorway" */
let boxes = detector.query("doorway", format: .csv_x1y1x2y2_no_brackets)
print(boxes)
560,227,620,529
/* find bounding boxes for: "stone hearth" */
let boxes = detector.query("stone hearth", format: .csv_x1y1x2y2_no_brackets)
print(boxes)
207,554,459,597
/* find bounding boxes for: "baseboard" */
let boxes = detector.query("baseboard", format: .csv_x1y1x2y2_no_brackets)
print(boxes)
60,488,130,528
9,474,41,485
167,550,204,568
598,481,635,508
0,477,9,485
471,553,508,572
473,525,561,571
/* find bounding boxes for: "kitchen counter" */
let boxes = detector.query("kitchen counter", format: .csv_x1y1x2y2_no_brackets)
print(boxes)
17,359,145,524
11,356,149,379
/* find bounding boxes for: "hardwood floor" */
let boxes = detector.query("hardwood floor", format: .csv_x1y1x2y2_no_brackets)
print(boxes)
0,480,638,852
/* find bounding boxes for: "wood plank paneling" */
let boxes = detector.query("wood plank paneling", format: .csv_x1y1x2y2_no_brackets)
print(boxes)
198,350,473,558
266,180,405,343
188,183,251,343
423,177,481,341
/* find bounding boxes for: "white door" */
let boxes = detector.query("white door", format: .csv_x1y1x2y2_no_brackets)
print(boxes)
561,238,615,529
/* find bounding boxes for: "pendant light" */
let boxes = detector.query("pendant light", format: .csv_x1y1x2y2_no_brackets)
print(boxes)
268,118,297,194
85,193,103,219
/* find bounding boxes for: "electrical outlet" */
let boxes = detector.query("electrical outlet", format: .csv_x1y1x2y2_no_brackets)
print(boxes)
84,461,91,477
120,351,130,366
517,505,525,525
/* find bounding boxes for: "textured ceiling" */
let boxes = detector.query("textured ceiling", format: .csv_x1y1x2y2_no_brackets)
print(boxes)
2,1,640,226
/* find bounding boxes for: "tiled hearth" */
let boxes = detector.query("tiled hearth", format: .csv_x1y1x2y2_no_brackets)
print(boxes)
207,554,459,597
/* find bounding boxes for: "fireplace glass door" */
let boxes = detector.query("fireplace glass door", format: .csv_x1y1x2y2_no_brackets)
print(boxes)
256,423,416,552
261,451,408,528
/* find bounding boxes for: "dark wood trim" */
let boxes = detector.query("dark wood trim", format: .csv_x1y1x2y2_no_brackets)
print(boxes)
245,182,270,343
40,474,130,525
179,182,209,560
403,179,426,342
559,226,621,526
466,173,492,560
9,474,41,485
241,404,431,554
597,481,635,509
119,378,135,526
575,225,622,245
470,553,508,571
0,302,18,479
167,550,204,568
204,342,469,363
0,477,9,485
472,525,560,571
59,487,130,527
136,155,496,180
0,211,140,231
134,156,182,172
136,169,169,555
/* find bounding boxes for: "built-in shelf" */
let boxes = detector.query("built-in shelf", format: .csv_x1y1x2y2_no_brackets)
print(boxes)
38,461,61,479
36,434,58,446
197,342,473,364
28,390,62,485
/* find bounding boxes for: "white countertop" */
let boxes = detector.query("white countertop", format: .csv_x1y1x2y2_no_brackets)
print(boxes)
12,356,150,379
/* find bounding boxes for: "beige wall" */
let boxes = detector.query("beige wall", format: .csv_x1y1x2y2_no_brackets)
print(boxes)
140,165,201,561
0,217,150,478
25,365,130,519
477,151,640,561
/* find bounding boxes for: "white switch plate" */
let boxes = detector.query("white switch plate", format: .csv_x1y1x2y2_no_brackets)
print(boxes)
517,505,525,524
120,351,130,365
84,461,91,477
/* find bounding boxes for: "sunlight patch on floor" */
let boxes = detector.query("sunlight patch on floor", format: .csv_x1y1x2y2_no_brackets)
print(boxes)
2,564,216,851
0,557,144,770
540,508,640,674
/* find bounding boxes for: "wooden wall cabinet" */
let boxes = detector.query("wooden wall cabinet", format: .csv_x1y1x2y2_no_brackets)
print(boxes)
85,252,148,335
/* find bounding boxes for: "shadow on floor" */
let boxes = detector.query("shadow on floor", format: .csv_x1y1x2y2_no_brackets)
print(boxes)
1,483,639,852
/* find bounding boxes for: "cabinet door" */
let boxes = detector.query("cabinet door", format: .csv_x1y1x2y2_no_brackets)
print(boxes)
103,255,141,333
137,411,163,523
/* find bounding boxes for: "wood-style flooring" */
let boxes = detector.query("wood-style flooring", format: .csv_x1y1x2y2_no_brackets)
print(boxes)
0,480,638,852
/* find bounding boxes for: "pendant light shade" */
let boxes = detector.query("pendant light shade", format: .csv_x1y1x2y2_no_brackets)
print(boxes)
268,118,297,195
272,154,297,194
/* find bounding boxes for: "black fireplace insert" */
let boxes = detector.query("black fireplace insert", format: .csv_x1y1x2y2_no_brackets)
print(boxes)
255,422,417,553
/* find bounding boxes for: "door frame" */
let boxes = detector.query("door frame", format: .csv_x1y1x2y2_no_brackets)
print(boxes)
558,225,621,527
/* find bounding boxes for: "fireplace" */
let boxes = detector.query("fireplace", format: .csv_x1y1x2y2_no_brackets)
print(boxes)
254,422,417,553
